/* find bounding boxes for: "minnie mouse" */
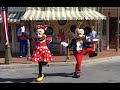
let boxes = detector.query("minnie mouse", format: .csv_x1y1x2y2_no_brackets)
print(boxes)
67,28,98,78
31,25,53,82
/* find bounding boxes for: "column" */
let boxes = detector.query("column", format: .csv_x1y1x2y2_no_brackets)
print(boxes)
11,23,15,53
116,7,119,52
106,12,110,50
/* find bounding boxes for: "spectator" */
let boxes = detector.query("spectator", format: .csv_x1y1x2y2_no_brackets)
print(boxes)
89,26,98,52
57,29,68,55
17,23,30,58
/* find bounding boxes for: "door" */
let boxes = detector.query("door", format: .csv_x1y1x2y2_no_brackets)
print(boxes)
109,17,117,49
109,17,120,49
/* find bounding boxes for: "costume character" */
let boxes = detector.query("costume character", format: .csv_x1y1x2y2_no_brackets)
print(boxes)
67,28,98,78
31,25,53,82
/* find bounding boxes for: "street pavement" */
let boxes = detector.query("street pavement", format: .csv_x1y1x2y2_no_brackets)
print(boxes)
0,56,120,83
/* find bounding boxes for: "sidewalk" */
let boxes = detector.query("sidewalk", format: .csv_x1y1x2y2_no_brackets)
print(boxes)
0,49,120,68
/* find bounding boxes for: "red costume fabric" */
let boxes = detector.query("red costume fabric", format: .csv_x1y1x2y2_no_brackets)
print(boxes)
32,38,53,62
74,48,94,72
46,36,52,43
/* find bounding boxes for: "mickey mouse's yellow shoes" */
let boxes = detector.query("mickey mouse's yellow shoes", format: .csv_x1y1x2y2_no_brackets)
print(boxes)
36,74,44,82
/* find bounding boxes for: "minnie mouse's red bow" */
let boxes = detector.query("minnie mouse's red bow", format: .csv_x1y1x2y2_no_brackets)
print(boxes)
36,25,48,31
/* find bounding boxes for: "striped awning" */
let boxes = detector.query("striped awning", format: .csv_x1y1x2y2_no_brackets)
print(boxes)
21,7,106,21
0,11,25,23
45,7,84,20
21,7,84,20
21,9,46,20
80,8,106,20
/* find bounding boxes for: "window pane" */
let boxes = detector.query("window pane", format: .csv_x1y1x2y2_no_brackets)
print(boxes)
8,25,12,42
102,20,106,35
0,27,1,42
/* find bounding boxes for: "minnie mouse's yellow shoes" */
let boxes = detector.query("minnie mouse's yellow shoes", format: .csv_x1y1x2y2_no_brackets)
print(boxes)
36,74,44,82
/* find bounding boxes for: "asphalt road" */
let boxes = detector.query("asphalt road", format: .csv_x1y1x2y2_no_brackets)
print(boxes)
0,57,120,83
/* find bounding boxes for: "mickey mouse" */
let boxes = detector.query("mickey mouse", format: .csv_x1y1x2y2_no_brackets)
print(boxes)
67,28,98,78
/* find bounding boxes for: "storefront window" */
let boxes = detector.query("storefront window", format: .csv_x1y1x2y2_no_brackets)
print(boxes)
0,28,1,42
16,24,20,42
58,20,67,26
8,25,12,42
102,20,106,35
119,24,120,34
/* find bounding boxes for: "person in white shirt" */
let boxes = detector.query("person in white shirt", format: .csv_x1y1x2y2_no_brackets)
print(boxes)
89,26,98,52
17,23,30,58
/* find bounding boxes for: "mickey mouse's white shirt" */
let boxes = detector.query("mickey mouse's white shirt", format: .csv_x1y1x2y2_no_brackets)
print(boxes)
76,40,83,53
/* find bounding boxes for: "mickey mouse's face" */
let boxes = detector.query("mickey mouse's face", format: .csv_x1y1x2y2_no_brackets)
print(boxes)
75,28,84,38
36,28,44,38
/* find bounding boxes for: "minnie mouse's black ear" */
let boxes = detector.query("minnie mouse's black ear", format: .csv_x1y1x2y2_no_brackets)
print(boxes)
84,27,91,35
70,25,76,33
46,27,53,35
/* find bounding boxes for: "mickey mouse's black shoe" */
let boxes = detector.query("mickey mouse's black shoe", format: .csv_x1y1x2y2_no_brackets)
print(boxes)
73,72,80,78
89,51,97,57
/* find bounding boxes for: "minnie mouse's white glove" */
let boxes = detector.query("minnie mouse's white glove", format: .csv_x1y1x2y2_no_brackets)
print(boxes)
61,42,68,47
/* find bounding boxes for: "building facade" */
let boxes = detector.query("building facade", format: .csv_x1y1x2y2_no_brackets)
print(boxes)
0,7,119,54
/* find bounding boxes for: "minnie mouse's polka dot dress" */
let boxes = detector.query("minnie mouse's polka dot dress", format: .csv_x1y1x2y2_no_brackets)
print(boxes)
32,39,53,62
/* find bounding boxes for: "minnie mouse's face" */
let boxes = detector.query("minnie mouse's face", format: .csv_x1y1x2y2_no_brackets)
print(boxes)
75,28,85,39
36,28,45,38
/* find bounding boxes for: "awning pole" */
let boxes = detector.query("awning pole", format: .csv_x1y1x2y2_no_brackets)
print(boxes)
116,7,119,52
65,38,71,62
96,7,100,53
100,7,103,52
26,20,31,63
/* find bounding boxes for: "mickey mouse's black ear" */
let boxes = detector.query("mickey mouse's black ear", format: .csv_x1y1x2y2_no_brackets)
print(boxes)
70,25,76,33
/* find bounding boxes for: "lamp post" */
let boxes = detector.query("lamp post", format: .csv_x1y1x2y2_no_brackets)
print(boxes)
116,7,119,52
65,38,71,62
1,7,12,64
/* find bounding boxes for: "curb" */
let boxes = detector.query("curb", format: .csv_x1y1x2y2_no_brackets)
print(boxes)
0,56,120,69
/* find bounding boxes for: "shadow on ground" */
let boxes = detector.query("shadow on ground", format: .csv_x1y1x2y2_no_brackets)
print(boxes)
0,73,74,83
44,72,74,77
0,78,35,83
